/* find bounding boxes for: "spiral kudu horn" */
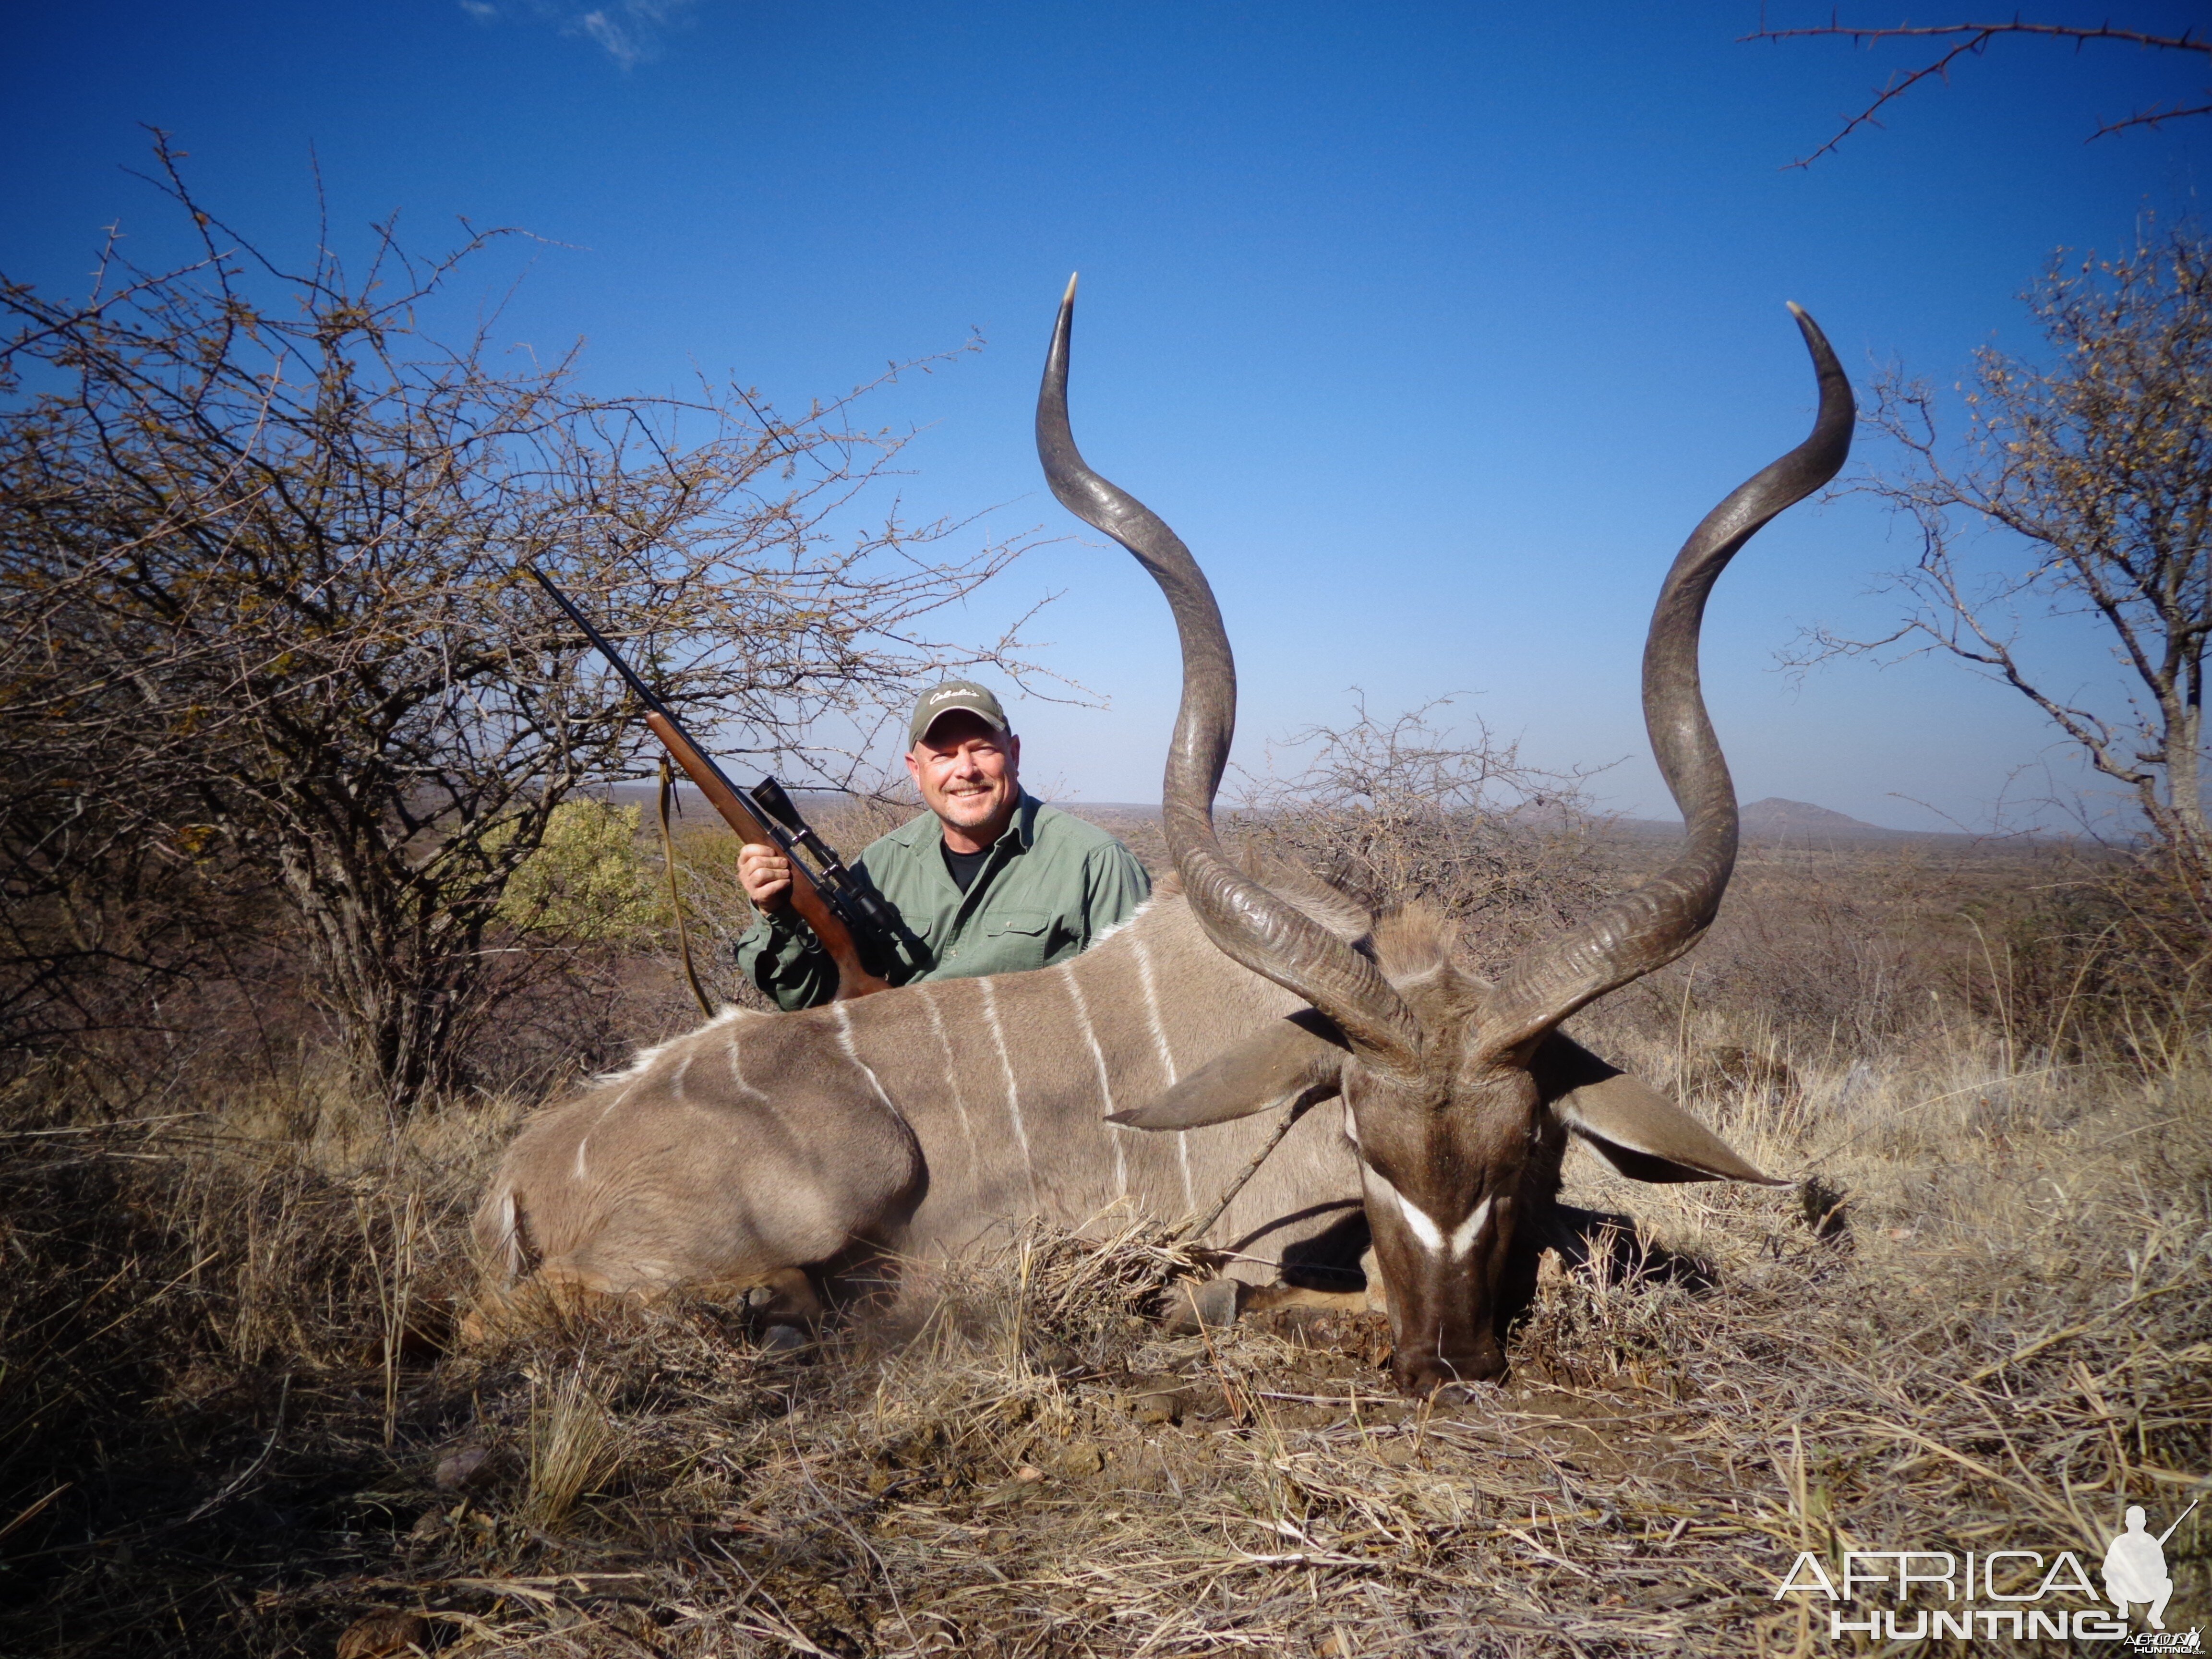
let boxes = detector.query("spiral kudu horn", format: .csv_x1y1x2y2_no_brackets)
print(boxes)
1470,304,1854,1062
1035,277,1424,1078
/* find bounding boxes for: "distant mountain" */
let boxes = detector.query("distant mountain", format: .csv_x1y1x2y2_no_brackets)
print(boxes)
1738,797,1899,837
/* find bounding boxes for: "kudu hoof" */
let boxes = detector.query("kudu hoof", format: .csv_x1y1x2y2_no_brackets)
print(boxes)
758,1322,813,1356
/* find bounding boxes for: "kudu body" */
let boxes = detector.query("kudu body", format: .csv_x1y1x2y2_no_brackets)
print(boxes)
1038,278,1851,1392
475,876,1755,1326
478,881,1349,1319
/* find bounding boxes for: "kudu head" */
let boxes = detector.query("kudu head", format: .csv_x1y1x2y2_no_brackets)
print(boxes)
1037,276,1852,1394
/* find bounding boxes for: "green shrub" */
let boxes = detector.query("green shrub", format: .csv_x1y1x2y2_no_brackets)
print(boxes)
495,800,667,941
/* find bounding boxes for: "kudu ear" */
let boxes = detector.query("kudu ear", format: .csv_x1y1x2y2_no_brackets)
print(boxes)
1109,1010,1347,1131
1532,1031,1788,1186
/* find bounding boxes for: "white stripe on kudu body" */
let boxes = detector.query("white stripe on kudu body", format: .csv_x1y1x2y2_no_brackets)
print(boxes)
1130,935,1197,1212
912,983,981,1181
832,1003,899,1116
477,884,1367,1301
1131,936,1179,1085
1060,965,1128,1199
723,1032,769,1106
976,976,1039,1210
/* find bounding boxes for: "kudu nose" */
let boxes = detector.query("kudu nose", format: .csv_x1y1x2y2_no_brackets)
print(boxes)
1391,1335,1506,1396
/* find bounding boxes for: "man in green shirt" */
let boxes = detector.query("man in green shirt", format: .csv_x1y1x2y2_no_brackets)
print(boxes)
733,680,1153,1010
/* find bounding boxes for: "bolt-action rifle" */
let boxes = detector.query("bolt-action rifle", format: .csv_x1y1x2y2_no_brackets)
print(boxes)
527,566,900,1001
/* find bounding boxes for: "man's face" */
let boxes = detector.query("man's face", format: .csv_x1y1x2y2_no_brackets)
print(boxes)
906,711,1020,845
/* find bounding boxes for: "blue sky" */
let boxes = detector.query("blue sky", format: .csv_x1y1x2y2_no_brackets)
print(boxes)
5,3,2206,827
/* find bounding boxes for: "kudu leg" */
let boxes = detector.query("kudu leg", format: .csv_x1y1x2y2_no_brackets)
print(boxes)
461,1261,834,1350
729,1265,827,1344
458,1262,629,1346
1241,1282,1382,1318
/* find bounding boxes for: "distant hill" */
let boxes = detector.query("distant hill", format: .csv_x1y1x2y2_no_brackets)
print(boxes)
605,781,1983,846
1738,797,1899,837
1608,795,1985,846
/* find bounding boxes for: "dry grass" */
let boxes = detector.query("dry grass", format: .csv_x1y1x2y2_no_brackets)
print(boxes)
523,1367,623,1533
4,840,2210,1656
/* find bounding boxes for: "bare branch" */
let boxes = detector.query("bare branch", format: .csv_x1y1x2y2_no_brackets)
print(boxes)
1230,692,1615,970
0,146,1048,1105
1798,224,2212,878
2093,97,2212,139
1744,18,2212,166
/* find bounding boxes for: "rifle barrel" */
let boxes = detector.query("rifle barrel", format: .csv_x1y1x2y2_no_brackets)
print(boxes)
529,566,750,803
2157,1499,2200,1546
524,563,893,1000
527,566,673,722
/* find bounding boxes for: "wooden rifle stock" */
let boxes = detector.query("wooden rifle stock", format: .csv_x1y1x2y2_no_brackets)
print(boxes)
643,712,891,1001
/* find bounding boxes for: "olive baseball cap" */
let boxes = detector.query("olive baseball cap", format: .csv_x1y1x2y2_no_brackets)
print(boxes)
909,679,1011,747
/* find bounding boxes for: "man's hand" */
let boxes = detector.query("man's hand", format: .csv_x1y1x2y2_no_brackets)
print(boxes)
738,842,794,915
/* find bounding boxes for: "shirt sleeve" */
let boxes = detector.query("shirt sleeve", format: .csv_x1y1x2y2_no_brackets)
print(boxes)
1080,840,1153,947
732,842,909,1010
732,905,840,1011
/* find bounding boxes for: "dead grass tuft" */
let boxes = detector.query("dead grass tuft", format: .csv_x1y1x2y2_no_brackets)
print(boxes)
523,1366,623,1532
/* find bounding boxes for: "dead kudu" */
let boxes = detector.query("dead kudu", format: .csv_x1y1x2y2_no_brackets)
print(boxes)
471,869,1754,1335
473,294,1835,1393
1039,278,1851,1392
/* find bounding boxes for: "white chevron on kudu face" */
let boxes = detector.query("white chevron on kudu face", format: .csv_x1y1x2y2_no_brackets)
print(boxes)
1362,1162,1439,1250
1448,1197,1493,1258
1360,1166,1491,1258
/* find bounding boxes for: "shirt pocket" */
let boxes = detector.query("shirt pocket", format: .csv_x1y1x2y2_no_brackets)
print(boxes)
981,909,1055,974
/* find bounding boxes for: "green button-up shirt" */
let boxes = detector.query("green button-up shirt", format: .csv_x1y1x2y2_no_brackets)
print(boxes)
733,793,1152,1011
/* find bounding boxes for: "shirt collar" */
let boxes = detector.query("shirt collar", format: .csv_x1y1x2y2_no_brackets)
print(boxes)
892,791,1041,853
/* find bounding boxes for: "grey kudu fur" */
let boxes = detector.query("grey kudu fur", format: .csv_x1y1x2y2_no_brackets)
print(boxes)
1037,278,1851,1391
475,289,1845,1394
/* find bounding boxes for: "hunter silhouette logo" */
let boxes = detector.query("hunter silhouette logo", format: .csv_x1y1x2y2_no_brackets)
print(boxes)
2105,1503,2196,1634
1774,1498,2202,1644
